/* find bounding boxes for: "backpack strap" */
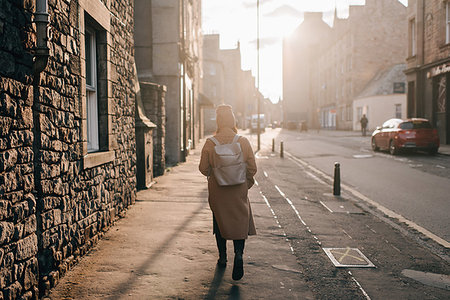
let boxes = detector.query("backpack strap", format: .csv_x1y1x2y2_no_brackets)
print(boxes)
232,134,240,144
208,136,220,146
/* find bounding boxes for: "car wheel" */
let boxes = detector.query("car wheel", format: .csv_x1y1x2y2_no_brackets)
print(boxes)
371,138,379,151
428,147,438,155
389,140,398,155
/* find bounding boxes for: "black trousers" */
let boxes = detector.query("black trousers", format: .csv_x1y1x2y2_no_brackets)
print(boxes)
213,214,245,254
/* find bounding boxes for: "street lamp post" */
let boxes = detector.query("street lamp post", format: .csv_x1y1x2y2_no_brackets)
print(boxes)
257,0,261,151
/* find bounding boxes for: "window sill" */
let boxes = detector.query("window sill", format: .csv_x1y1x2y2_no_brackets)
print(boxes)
83,150,115,169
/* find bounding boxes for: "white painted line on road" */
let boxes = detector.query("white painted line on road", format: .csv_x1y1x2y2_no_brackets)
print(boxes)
254,179,259,186
320,201,334,213
348,271,372,300
306,171,327,185
284,151,450,249
348,188,450,249
274,185,286,198
261,193,294,255
353,154,373,159
436,165,446,169
342,229,353,239
274,185,309,229
263,171,268,177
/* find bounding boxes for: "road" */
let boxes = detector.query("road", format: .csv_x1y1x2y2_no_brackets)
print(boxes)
244,128,450,299
249,128,450,244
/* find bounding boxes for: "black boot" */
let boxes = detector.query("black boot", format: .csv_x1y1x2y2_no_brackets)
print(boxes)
232,240,245,280
215,232,227,268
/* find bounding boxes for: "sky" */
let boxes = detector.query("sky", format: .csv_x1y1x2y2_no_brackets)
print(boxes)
202,0,408,103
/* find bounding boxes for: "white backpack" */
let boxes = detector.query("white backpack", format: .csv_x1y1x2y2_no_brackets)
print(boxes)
208,135,246,186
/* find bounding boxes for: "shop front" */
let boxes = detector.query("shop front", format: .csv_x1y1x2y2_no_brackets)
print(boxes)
428,62,450,144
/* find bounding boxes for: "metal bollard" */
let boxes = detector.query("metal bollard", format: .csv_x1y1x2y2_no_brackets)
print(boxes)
272,138,275,152
280,141,284,158
333,162,340,196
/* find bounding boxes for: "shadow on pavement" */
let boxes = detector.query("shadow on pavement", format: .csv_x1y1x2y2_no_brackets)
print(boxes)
229,285,240,300
204,265,225,299
109,201,207,299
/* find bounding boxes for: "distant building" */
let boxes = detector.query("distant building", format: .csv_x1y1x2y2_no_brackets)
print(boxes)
201,37,260,132
219,43,246,127
134,0,202,165
353,64,407,131
283,0,407,130
202,34,225,134
405,0,450,144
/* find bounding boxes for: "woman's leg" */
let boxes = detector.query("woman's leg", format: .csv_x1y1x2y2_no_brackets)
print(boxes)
213,215,227,267
232,239,245,280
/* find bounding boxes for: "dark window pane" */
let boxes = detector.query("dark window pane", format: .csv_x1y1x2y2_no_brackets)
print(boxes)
85,31,92,86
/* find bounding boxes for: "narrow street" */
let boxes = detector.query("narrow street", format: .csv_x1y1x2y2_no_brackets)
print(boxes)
47,130,450,300
244,128,450,299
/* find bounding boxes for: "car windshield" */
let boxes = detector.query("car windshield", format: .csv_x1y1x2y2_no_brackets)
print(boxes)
399,121,432,129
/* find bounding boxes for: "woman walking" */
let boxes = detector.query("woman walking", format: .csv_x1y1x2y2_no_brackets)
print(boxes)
199,105,257,281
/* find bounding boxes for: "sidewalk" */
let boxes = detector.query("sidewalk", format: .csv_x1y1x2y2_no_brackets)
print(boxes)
47,143,313,299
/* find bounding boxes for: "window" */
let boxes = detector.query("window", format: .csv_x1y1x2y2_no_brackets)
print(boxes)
85,27,99,152
447,2,450,44
410,19,416,56
395,104,402,118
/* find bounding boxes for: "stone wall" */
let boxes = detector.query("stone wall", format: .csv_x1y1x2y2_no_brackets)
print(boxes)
0,0,39,298
140,82,166,177
0,0,137,298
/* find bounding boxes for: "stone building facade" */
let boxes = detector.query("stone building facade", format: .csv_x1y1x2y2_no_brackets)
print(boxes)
134,0,202,165
283,0,407,130
405,0,450,144
202,34,225,134
1,0,137,298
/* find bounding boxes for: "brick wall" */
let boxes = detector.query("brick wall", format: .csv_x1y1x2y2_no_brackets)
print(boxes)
0,0,137,298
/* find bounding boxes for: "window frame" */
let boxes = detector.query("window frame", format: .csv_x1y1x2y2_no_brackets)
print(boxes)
446,2,450,44
79,1,115,169
409,18,416,57
85,26,99,153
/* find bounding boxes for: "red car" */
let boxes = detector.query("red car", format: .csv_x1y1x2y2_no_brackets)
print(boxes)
371,118,440,155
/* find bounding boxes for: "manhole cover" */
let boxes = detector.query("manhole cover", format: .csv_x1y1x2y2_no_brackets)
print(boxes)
323,248,375,268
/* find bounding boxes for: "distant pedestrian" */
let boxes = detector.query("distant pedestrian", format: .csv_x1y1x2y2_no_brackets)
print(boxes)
199,105,257,281
360,114,368,136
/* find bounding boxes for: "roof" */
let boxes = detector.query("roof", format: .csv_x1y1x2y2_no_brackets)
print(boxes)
356,64,407,99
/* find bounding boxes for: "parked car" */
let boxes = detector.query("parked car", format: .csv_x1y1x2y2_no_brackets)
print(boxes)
371,118,440,155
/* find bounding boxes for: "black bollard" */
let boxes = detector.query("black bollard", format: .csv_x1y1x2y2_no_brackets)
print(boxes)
272,138,275,152
333,162,340,196
280,141,284,158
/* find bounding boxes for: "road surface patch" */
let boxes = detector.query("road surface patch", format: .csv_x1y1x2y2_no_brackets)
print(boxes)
319,200,364,214
401,269,450,290
323,247,375,268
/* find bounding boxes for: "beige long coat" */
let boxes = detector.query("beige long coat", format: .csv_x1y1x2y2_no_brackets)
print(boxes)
199,128,257,240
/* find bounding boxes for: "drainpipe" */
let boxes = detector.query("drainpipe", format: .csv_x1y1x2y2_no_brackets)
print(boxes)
33,0,49,74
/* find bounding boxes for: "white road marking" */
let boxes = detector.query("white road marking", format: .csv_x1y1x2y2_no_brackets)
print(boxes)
319,201,334,213
263,171,268,177
261,193,295,255
348,271,372,300
284,151,450,249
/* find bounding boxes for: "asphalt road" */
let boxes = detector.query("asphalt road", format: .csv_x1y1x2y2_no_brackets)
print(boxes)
244,128,450,299
250,128,450,244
